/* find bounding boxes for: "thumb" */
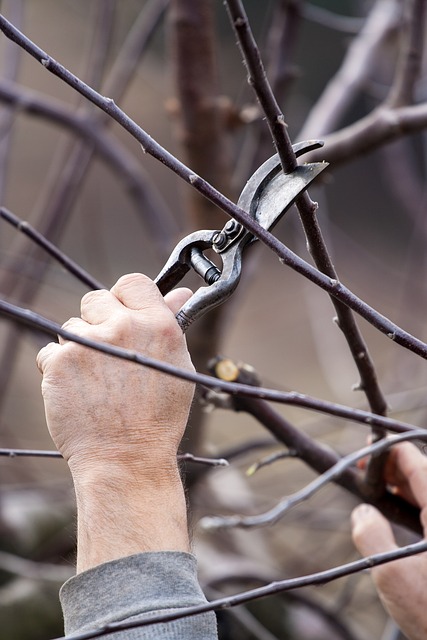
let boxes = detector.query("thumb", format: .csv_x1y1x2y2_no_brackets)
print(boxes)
351,504,398,556
164,287,193,315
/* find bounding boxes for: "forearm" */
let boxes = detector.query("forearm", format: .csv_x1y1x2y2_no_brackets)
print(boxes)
72,462,190,574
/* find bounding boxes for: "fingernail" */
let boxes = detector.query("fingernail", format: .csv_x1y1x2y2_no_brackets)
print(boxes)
352,503,374,522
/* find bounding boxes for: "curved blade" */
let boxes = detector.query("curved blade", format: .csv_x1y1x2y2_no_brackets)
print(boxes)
250,162,327,234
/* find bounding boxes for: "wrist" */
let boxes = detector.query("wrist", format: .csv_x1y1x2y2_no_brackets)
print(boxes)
71,460,190,573
69,453,182,487
65,423,186,485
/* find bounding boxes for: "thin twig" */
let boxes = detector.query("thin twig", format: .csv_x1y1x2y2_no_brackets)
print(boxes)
207,575,361,640
0,550,73,582
2,14,427,363
0,0,23,200
302,4,365,34
0,207,106,290
386,0,426,108
223,0,297,173
246,449,297,477
233,0,303,186
200,430,427,530
0,79,178,241
0,297,424,438
0,447,228,467
0,4,174,414
206,378,420,532
0,448,61,458
178,453,229,467
52,538,427,639
300,0,401,139
223,0,389,498
207,585,282,640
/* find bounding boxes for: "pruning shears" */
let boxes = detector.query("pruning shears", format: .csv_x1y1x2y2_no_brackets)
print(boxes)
155,140,327,332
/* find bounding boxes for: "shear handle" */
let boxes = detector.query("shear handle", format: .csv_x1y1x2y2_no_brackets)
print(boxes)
155,230,218,297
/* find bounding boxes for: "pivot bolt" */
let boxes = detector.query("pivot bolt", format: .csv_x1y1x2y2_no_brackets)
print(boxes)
213,231,227,250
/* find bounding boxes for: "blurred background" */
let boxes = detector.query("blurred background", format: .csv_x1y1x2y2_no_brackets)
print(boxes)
1,0,427,638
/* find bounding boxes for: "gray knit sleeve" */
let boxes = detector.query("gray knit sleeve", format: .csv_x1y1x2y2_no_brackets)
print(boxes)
60,551,218,639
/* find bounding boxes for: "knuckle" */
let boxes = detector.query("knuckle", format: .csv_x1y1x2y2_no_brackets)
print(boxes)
154,309,181,343
80,289,106,310
104,311,137,345
61,317,81,332
113,273,152,294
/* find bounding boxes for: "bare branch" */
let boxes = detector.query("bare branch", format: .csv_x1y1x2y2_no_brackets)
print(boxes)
0,448,61,458
246,449,297,477
386,0,426,108
0,0,23,201
0,207,106,290
207,576,361,640
223,0,389,495
200,430,427,530
0,447,228,467
0,79,179,244
206,389,420,531
309,101,427,165
169,0,233,227
233,0,303,186
300,0,401,139
0,297,425,439
50,539,427,639
223,0,297,172
0,550,72,582
302,4,365,34
2,12,427,369
304,0,427,165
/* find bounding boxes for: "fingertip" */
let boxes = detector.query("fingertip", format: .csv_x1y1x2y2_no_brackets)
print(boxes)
351,503,397,556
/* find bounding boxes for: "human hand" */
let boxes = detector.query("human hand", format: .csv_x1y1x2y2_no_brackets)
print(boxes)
37,274,196,570
36,273,195,481
351,442,427,640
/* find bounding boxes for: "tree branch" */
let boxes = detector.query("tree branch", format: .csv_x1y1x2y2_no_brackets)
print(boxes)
0,550,72,582
223,0,390,496
3,17,427,367
0,207,106,290
200,430,425,531
0,447,228,467
0,297,425,437
0,79,179,246
386,0,426,108
0,0,23,201
50,539,427,639
299,0,401,139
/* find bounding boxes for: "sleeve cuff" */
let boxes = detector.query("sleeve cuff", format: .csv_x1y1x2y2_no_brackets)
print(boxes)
60,551,217,639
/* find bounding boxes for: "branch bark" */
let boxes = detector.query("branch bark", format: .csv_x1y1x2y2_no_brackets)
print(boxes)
49,538,427,639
